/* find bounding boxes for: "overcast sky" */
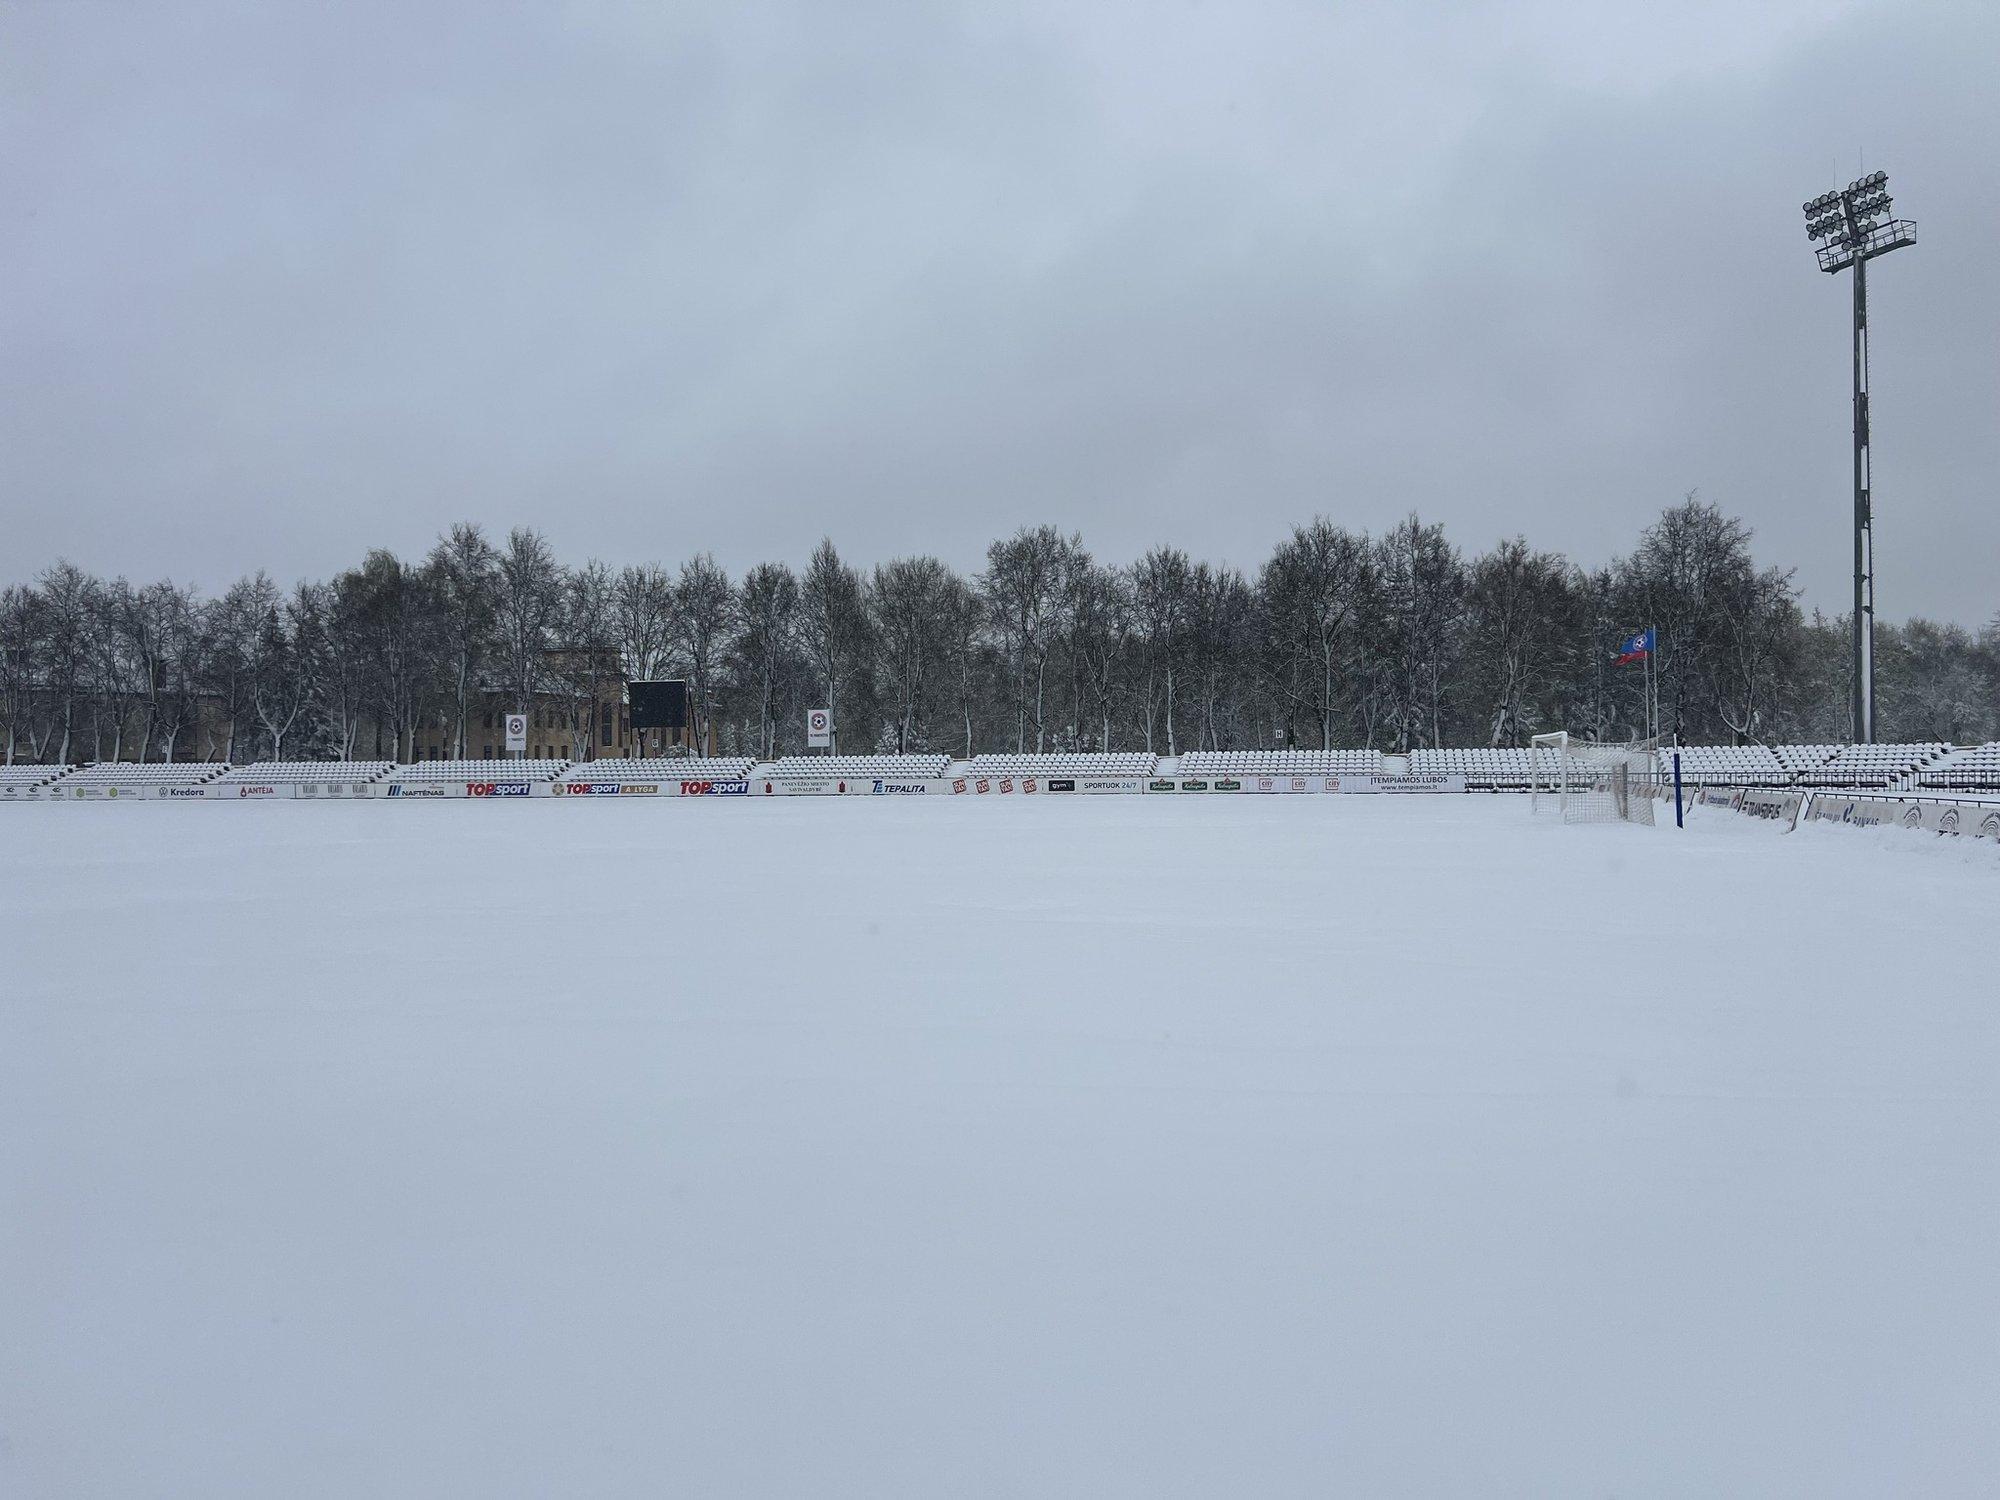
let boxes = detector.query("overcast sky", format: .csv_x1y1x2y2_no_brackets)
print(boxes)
3,1,1995,623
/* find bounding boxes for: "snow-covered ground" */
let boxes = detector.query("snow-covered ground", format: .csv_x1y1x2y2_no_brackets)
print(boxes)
3,797,1994,1498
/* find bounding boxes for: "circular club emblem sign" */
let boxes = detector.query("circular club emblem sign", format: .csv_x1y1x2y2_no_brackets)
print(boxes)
809,710,828,732
505,714,527,738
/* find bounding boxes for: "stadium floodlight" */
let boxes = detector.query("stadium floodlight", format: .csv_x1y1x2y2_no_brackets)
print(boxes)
1800,168,1916,744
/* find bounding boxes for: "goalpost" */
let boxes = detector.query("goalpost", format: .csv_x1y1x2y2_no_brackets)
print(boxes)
1531,731,1659,825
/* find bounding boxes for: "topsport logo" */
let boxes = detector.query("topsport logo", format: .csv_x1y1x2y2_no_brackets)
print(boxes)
466,781,531,797
557,782,621,796
681,779,748,796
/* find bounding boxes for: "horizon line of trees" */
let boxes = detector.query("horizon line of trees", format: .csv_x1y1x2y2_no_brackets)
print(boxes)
4,496,1997,766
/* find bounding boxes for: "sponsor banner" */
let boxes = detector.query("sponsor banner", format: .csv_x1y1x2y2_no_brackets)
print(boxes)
1923,803,1965,836
1334,775,1378,795
1736,788,1804,829
1046,778,1077,792
870,778,950,796
385,782,464,799
154,784,221,800
553,781,624,797
1804,795,1897,829
290,782,380,798
676,779,750,797
1803,796,2000,840
1072,778,1144,794
1243,775,1317,794
1375,774,1467,794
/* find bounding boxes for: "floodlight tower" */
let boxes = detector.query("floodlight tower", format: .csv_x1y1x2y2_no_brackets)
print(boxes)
1802,170,1915,743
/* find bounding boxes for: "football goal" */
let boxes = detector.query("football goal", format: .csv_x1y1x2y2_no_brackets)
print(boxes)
1530,732,1658,825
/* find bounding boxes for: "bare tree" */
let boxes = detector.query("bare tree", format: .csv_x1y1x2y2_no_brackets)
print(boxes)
734,561,800,759
36,562,96,765
427,523,499,757
1462,539,1578,745
300,579,368,759
935,572,989,760
798,539,865,753
1376,516,1466,750
555,561,617,761
0,585,47,763
495,527,561,721
1258,521,1370,750
1132,546,1193,754
981,526,1072,752
870,556,954,753
250,590,314,759
675,553,735,755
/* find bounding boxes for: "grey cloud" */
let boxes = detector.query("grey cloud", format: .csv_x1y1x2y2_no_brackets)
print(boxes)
2,0,1993,621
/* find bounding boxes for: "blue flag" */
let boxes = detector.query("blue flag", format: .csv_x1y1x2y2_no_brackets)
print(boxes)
1614,628,1655,665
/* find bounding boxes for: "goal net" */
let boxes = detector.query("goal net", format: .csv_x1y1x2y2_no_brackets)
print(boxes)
1530,732,1658,825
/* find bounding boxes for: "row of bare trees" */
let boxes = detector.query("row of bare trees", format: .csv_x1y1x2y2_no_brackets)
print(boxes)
5,499,1996,764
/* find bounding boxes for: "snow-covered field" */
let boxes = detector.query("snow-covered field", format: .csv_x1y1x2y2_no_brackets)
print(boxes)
3,797,1994,1498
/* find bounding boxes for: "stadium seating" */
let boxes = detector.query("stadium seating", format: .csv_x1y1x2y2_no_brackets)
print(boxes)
1180,750,1378,775
62,761,229,786
1790,742,1949,788
386,759,569,782
1914,743,2000,791
0,764,72,788
1774,743,1838,774
218,761,394,784
969,753,1158,776
1658,744,1787,786
560,757,754,784
766,755,950,779
1410,747,1539,788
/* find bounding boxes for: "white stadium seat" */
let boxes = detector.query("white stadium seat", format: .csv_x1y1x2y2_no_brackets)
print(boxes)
1916,743,2000,791
1179,750,1378,775
966,753,1159,776
386,759,569,782
0,764,73,788
62,761,230,786
218,761,394,785
560,758,754,784
1409,747,1541,788
767,755,950,780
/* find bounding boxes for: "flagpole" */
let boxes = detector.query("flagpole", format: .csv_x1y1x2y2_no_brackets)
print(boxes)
1649,624,1658,743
